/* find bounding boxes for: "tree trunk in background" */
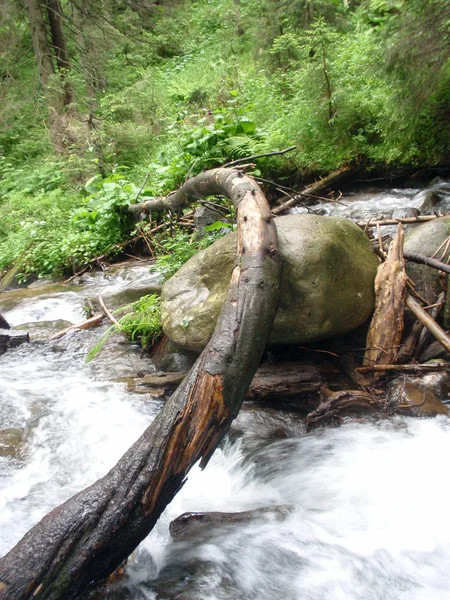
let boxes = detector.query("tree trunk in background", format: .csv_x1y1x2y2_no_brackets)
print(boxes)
24,0,71,151
45,0,73,107
24,0,55,89
0,168,281,600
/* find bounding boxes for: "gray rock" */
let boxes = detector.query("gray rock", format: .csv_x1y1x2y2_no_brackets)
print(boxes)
161,214,379,353
404,216,450,302
194,206,225,234
392,207,419,220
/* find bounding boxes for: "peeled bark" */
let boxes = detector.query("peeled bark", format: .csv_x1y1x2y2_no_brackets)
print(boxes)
364,224,407,375
0,168,281,600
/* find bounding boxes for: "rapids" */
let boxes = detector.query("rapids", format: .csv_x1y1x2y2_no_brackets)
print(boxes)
1,183,450,599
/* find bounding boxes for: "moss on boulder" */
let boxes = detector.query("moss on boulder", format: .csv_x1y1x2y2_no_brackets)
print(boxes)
161,214,379,353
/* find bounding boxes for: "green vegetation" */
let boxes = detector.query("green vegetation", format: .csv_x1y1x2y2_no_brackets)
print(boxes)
86,293,162,361
1,0,449,282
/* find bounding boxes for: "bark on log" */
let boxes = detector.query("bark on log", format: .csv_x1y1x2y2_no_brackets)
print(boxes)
364,224,407,376
127,362,325,406
404,250,450,275
0,169,281,600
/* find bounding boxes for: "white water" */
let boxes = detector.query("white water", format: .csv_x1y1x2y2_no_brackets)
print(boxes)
1,187,450,599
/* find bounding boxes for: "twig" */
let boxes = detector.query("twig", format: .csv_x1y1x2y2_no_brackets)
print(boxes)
98,294,118,325
272,165,351,215
135,172,150,203
357,215,443,228
432,235,450,259
223,145,297,168
406,294,450,354
48,313,105,341
357,362,449,374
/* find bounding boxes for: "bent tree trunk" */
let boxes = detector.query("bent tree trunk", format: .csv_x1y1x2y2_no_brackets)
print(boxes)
0,168,281,600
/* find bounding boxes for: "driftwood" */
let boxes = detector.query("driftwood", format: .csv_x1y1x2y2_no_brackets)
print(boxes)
357,215,441,229
404,250,450,275
406,294,450,354
127,362,325,408
357,362,449,374
306,388,381,429
48,313,105,341
0,168,281,600
364,224,407,374
272,165,351,215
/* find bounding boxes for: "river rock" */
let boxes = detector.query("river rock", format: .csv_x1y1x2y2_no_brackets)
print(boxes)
389,380,450,417
0,428,24,458
404,216,450,302
161,214,379,353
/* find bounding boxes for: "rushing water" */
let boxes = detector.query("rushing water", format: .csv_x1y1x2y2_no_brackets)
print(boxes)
1,185,450,599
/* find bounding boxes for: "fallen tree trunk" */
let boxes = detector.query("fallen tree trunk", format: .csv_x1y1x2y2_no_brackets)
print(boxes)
272,165,351,215
0,168,281,600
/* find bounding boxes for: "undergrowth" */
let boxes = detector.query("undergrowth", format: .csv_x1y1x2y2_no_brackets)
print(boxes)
86,294,162,362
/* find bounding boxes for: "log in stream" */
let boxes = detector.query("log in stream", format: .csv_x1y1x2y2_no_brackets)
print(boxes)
0,168,281,599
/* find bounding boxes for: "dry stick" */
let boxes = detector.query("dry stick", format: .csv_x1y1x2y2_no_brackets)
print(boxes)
223,145,297,168
98,294,118,325
404,250,450,275
415,291,446,360
357,363,449,374
432,234,450,260
48,313,105,341
0,168,281,600
272,165,351,215
406,294,450,354
357,215,442,229
135,172,150,203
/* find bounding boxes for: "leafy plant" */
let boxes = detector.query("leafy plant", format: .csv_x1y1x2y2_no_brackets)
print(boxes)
86,294,162,362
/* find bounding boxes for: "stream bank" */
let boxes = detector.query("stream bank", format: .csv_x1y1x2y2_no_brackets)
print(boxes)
1,181,450,599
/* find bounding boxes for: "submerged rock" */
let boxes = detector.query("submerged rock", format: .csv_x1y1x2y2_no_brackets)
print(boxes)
161,214,379,353
170,506,293,541
0,428,24,458
389,380,450,417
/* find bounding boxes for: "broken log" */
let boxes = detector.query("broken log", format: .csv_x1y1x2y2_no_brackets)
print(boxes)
0,168,281,600
126,362,325,407
364,224,407,375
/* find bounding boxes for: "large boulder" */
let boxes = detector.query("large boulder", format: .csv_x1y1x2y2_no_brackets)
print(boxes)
404,216,450,302
161,214,379,353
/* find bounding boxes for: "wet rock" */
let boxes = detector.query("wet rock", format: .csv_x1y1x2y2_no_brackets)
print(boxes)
0,329,29,355
21,320,73,342
421,341,450,363
150,335,196,373
392,207,419,220
0,428,24,457
162,214,379,353
0,313,10,329
404,216,450,302
389,380,450,417
170,506,293,541
418,191,441,214
194,205,225,234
